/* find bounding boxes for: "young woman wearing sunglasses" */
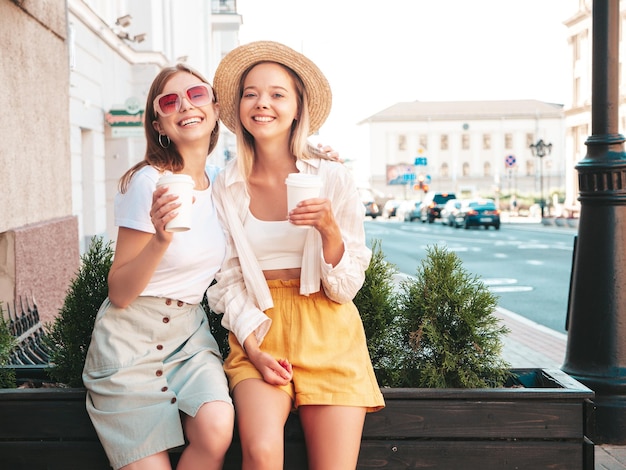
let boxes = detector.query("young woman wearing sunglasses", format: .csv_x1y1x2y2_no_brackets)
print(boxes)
82,64,234,470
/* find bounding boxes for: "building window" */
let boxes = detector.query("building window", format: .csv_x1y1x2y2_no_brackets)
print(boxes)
462,134,470,150
484,162,491,177
483,134,491,150
573,33,581,61
504,133,513,150
526,160,534,177
462,162,470,176
419,134,428,150
441,134,448,150
526,133,534,147
574,77,581,106
441,162,449,178
398,134,406,151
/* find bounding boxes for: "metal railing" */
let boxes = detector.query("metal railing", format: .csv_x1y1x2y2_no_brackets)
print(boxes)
5,297,53,365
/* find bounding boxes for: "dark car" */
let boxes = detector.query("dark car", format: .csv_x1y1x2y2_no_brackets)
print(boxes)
420,191,457,223
455,198,501,230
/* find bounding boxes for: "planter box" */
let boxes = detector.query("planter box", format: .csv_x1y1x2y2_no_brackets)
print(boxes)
0,368,594,469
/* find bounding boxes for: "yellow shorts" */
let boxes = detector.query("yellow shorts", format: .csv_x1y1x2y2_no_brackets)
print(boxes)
224,279,385,412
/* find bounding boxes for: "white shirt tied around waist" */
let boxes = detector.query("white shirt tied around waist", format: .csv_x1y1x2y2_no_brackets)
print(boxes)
207,157,372,347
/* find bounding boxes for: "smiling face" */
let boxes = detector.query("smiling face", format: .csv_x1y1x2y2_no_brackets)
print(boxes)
152,72,219,148
238,62,300,143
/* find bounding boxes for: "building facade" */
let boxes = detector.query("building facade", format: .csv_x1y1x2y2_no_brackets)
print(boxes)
562,0,626,208
360,100,564,211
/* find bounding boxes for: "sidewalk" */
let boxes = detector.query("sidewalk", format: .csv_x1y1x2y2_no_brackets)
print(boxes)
496,307,626,469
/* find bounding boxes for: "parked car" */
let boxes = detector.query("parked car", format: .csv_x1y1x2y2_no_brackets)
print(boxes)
455,198,501,230
359,187,382,219
382,199,402,219
396,199,422,222
420,191,457,223
440,199,462,226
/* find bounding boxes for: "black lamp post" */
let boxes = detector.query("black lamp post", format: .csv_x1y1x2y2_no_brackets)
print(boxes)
563,0,626,444
529,139,552,218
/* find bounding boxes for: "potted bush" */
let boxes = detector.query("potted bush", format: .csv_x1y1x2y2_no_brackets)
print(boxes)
352,241,595,469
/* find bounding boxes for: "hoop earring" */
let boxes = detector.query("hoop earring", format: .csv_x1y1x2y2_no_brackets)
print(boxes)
158,134,171,149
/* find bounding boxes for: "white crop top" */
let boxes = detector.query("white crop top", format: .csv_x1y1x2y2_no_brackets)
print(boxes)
243,210,307,270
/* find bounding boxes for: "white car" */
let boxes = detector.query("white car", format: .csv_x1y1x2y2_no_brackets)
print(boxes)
396,199,422,222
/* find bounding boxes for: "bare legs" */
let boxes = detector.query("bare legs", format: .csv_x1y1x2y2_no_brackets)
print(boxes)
300,405,366,470
233,379,292,470
234,378,367,470
178,401,234,470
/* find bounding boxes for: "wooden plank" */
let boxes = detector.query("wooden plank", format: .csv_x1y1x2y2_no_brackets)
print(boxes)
356,440,584,470
0,442,111,470
0,440,589,470
0,396,97,440
363,400,586,439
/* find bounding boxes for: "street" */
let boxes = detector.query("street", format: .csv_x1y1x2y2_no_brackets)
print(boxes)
364,218,577,334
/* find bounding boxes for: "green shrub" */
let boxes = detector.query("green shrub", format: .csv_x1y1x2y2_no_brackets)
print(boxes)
45,236,114,387
0,303,16,388
357,241,512,388
354,239,406,387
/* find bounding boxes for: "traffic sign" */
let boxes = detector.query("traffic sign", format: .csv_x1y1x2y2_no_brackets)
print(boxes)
415,157,428,166
505,155,516,168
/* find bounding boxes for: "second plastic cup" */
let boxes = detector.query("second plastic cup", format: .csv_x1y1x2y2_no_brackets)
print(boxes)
285,173,322,213
156,173,194,232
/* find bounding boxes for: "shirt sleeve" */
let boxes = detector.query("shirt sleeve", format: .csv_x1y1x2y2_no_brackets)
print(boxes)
206,173,272,347
114,170,157,233
318,162,372,303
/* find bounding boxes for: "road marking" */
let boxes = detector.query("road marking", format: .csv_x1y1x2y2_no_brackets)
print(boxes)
483,278,533,293
490,285,534,292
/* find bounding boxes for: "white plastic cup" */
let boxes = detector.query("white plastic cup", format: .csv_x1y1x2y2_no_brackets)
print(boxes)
156,174,194,232
285,173,322,213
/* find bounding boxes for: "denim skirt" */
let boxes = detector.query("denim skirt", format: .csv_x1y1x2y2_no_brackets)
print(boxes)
82,296,232,469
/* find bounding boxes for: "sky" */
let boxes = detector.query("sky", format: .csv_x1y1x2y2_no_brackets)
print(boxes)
236,0,579,176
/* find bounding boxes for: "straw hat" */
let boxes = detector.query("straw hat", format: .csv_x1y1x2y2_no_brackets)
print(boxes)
213,40,332,135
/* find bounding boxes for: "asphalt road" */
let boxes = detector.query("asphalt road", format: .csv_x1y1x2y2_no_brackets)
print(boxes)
364,218,577,334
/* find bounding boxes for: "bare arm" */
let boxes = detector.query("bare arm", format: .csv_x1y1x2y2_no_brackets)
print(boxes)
108,186,180,308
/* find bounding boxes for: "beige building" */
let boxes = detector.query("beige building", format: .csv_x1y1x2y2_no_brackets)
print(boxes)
360,100,564,209
0,1,77,324
561,0,626,209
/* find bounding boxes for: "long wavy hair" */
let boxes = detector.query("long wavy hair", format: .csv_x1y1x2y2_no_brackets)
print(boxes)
118,64,220,193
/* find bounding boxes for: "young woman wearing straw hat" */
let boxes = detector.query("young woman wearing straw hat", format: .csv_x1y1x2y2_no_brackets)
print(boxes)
82,64,234,470
207,41,385,470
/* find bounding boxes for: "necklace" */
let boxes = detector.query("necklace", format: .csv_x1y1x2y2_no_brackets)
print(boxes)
194,173,209,190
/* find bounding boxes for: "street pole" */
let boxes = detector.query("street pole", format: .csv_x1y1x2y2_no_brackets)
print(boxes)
529,139,552,218
562,0,626,444
539,158,546,220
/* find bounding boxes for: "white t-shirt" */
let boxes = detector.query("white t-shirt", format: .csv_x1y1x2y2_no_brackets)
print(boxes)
114,165,225,304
